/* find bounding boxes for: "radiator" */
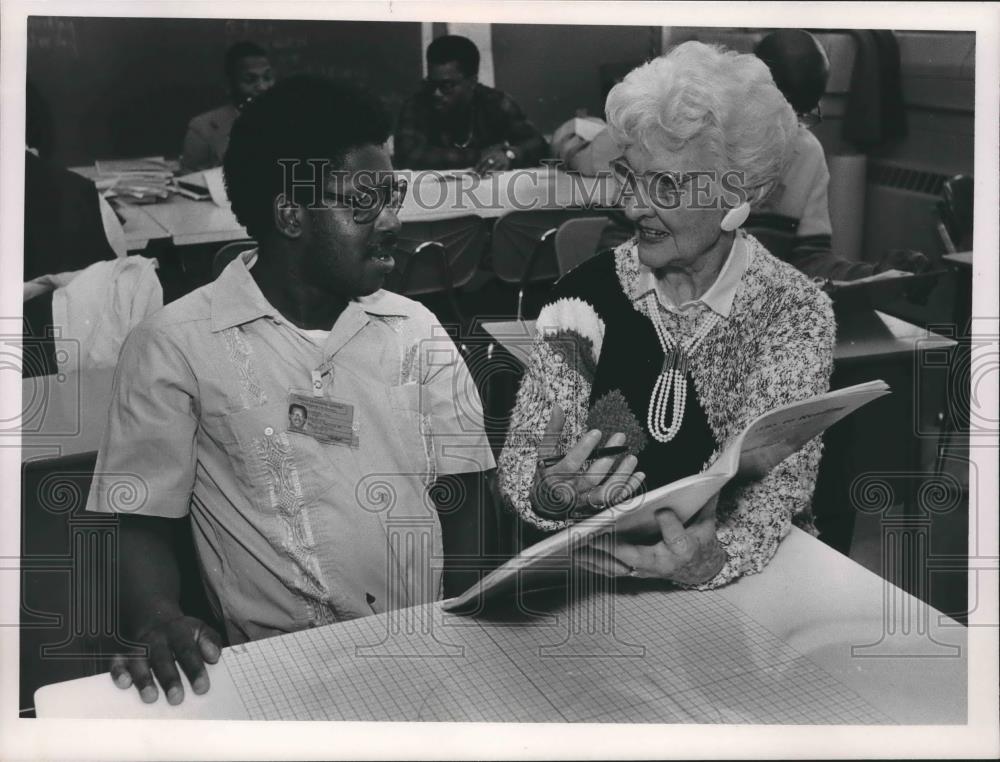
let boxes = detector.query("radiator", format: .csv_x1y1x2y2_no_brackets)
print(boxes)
862,161,951,263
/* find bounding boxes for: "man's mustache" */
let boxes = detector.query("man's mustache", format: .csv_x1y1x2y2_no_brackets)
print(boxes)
369,231,399,251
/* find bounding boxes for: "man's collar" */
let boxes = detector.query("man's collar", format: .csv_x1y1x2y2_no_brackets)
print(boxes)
631,234,749,318
211,249,411,332
210,250,277,332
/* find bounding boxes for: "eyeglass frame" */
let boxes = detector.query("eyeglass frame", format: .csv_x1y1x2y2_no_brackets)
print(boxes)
610,156,702,210
319,174,408,225
422,76,467,96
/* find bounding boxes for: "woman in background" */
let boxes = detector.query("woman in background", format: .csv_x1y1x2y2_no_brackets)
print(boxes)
499,42,836,587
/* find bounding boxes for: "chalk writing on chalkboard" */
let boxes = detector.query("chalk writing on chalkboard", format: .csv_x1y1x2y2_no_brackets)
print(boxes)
27,17,80,57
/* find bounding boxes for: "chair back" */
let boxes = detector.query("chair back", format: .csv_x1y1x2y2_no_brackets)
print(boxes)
20,451,222,714
554,215,612,276
491,209,600,286
388,215,488,297
937,174,973,253
211,240,257,280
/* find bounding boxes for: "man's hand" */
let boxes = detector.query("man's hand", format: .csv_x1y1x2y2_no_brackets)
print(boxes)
110,614,222,705
875,248,931,275
587,496,727,585
474,144,513,175
530,405,645,520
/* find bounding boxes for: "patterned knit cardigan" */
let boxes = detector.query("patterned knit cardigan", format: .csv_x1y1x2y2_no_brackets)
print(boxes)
498,234,836,589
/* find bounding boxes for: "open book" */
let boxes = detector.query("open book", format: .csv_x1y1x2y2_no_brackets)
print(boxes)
443,380,890,613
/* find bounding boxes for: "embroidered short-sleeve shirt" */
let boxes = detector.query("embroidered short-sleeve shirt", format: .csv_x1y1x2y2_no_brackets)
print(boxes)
86,252,495,644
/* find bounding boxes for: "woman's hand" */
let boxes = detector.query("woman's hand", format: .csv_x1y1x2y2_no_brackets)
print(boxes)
529,405,645,520
587,496,727,586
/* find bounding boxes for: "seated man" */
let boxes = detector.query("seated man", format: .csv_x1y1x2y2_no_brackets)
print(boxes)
179,41,275,173
750,29,874,280
394,34,547,172
90,76,496,704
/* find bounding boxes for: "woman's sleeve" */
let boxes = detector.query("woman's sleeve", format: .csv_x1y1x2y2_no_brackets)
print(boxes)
689,288,836,589
497,296,605,531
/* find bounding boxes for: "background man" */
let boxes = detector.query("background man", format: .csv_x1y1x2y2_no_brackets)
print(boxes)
393,34,548,172
179,41,276,172
89,76,496,705
751,29,928,280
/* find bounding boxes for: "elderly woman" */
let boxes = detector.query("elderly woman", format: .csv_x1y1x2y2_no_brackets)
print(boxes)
498,42,836,588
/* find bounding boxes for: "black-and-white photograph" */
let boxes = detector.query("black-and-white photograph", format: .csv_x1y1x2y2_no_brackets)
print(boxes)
2,1,997,759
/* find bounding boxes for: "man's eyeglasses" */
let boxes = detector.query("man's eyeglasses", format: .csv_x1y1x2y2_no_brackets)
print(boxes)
422,77,465,95
322,176,408,225
610,157,697,209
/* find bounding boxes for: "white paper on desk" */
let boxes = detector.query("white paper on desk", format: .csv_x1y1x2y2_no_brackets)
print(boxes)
175,170,208,189
829,269,913,290
203,167,230,206
444,379,890,613
573,116,607,142
95,156,172,177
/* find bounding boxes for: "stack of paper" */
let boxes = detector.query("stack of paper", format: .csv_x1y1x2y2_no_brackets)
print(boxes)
95,156,173,203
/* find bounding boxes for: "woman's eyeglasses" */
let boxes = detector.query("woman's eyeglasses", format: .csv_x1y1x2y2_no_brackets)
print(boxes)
322,176,408,225
610,157,696,209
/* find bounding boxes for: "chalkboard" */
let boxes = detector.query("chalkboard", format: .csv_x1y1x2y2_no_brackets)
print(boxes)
26,16,423,166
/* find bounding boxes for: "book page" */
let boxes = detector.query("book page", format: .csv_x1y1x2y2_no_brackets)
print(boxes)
445,381,889,611
732,381,890,480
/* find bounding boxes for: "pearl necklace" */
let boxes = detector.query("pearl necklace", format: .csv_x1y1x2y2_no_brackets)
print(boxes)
643,292,721,443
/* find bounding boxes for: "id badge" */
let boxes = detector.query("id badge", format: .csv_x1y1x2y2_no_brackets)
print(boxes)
287,389,359,447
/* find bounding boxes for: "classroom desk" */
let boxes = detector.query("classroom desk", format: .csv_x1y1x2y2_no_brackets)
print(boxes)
941,251,973,336
67,166,172,251
116,203,171,251
19,366,116,463
33,527,967,722
80,168,615,249
941,251,973,270
140,196,248,247
480,310,957,368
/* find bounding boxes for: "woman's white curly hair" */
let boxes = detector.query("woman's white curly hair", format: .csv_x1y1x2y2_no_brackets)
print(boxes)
605,41,797,205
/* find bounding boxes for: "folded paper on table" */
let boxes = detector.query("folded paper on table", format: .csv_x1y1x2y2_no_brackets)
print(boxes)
573,116,607,142
173,171,212,200
202,167,230,207
443,379,891,613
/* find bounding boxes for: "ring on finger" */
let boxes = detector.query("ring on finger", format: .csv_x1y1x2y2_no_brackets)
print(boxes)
667,534,692,551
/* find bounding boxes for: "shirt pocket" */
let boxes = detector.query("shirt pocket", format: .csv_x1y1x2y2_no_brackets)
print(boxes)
202,402,298,512
388,382,436,482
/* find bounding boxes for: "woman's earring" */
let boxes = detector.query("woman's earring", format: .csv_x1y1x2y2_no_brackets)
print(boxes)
720,202,750,232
